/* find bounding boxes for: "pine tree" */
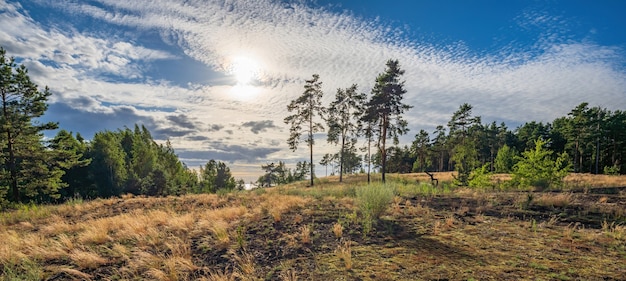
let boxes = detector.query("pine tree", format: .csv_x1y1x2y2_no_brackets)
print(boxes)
327,84,366,182
0,47,62,202
89,131,128,197
411,129,431,172
512,139,571,190
284,74,326,186
49,130,92,200
364,59,412,183
447,103,480,186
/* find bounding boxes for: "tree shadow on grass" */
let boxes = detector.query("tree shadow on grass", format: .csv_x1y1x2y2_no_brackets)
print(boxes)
372,218,478,263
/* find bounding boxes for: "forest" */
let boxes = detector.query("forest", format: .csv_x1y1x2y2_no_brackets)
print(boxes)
286,59,626,188
1,47,625,207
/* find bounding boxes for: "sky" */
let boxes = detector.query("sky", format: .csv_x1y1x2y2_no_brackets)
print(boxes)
1,0,625,182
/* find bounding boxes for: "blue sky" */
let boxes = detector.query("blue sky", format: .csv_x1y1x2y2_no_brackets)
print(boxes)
1,0,625,181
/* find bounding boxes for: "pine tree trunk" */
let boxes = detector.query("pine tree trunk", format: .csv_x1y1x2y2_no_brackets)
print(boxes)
2,91,19,202
309,116,314,187
381,117,388,183
8,131,18,202
339,134,345,182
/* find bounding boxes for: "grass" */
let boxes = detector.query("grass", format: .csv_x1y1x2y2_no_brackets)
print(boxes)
0,172,625,280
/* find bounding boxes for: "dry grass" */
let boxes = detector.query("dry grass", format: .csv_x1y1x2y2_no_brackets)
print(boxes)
233,250,257,277
602,220,626,241
332,222,343,238
0,173,624,280
300,225,311,244
70,249,108,269
335,239,352,270
534,192,575,207
209,219,231,246
565,173,626,188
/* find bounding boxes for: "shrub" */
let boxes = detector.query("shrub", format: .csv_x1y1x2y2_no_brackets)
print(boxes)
356,183,395,236
355,183,395,220
468,164,493,189
512,139,571,190
604,165,620,175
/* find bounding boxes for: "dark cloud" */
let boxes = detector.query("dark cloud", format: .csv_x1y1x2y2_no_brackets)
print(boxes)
153,127,195,138
209,124,224,131
177,143,280,164
166,114,198,129
241,120,278,134
186,135,210,141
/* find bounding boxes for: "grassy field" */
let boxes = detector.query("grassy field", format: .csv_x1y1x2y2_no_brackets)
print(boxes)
1,173,625,280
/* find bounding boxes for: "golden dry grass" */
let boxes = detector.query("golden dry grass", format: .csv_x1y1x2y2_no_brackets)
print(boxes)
69,249,108,269
534,192,575,208
0,173,624,280
565,173,626,188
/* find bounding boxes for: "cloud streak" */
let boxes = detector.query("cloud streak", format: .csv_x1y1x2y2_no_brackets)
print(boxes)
2,0,625,180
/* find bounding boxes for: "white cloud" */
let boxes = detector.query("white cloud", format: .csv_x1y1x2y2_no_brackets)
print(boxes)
2,0,626,180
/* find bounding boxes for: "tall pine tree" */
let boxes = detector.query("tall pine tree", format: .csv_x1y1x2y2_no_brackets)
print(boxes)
284,74,325,186
0,47,63,202
327,84,366,182
364,60,412,183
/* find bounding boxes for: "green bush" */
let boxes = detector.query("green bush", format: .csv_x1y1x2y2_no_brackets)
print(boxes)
469,163,493,189
512,139,571,190
603,165,620,175
356,183,395,220
356,182,395,237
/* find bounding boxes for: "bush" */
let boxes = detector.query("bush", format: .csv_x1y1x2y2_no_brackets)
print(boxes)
512,139,571,190
356,183,395,221
469,163,493,189
604,165,620,175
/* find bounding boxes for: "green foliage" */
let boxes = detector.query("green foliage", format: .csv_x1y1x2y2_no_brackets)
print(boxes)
447,103,481,186
199,159,235,193
0,47,66,203
364,59,412,182
327,84,366,182
385,145,414,173
451,139,479,186
512,139,572,190
356,183,395,219
87,125,198,198
395,181,453,197
411,129,431,172
604,165,620,175
284,74,326,186
468,163,493,189
494,144,518,173
89,130,129,197
356,183,395,234
0,258,43,281
50,130,92,200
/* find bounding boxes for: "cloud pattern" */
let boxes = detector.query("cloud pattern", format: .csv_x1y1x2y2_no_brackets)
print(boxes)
1,0,625,180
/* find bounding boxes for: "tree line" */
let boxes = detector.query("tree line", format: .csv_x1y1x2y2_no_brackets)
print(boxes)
0,48,241,206
2,45,624,205
284,59,626,186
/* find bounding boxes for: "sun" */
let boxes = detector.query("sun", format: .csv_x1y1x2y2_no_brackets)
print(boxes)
230,56,260,85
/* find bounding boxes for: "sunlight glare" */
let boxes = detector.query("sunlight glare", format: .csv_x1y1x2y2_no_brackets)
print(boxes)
230,56,260,85
230,84,260,101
